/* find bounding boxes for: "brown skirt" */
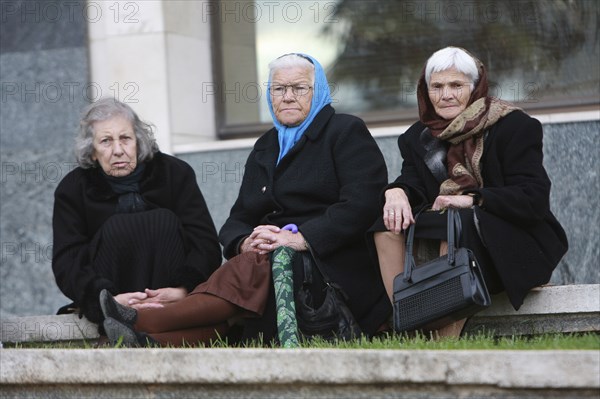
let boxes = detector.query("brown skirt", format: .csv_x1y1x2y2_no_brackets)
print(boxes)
189,252,271,316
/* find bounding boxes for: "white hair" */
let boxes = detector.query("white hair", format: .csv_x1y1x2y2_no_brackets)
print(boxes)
425,47,479,90
268,54,315,84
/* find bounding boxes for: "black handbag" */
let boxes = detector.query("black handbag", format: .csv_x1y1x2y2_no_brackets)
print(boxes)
294,252,362,341
393,208,491,332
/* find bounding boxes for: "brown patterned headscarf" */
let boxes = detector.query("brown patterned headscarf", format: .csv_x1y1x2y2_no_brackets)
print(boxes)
417,48,520,195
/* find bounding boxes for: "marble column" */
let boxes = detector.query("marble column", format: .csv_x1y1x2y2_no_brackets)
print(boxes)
1,0,90,317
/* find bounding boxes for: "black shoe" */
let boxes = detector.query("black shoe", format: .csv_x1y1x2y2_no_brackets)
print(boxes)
99,289,137,326
103,317,158,347
103,317,141,347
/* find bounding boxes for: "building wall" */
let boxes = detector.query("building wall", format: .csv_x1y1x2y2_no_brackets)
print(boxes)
1,0,91,317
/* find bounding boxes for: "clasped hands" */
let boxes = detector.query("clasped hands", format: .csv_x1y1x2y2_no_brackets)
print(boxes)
114,286,188,309
240,224,308,255
383,188,475,234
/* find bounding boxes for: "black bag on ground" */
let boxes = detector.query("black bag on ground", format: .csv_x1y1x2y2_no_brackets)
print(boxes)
393,208,491,332
295,253,362,340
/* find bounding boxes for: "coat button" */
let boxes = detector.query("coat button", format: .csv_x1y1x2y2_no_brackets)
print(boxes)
261,186,266,193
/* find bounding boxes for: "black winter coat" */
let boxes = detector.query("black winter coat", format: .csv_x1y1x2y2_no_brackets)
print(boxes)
219,105,392,335
52,152,222,310
387,111,568,309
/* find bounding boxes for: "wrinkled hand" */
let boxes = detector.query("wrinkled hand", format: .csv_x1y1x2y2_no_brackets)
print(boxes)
240,224,307,255
383,188,414,234
127,287,188,309
432,195,474,211
114,291,149,307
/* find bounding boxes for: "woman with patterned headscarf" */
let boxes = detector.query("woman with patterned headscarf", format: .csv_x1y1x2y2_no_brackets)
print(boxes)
100,53,390,346
371,47,568,336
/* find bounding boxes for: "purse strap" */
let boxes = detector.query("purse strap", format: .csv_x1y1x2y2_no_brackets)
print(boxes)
402,208,462,283
302,244,354,304
448,208,462,264
301,252,314,286
302,250,332,285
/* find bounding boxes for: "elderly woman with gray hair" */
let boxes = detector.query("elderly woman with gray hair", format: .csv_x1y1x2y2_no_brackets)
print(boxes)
371,47,567,337
98,53,391,347
52,98,222,328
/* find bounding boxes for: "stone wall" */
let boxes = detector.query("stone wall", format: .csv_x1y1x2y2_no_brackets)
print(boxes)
1,0,90,317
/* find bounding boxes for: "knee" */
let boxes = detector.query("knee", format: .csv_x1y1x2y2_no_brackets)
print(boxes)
374,231,404,243
374,231,406,256
149,208,180,228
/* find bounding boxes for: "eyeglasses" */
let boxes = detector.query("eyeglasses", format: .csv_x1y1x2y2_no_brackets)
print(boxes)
269,84,313,97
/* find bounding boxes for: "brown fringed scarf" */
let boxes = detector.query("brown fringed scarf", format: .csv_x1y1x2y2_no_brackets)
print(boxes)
417,49,520,195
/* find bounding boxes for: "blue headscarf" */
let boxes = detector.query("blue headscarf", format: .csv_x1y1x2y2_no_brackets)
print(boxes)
267,53,332,164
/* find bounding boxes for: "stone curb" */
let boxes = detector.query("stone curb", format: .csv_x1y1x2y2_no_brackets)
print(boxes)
477,284,600,316
0,313,99,343
2,284,598,343
1,348,598,389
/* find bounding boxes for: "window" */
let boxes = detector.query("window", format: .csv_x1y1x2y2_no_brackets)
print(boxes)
213,0,599,138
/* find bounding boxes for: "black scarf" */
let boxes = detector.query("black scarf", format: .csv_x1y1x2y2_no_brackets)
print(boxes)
101,163,147,213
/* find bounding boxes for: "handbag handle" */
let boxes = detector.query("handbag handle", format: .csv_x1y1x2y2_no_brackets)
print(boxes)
402,208,461,283
302,247,332,285
447,209,462,264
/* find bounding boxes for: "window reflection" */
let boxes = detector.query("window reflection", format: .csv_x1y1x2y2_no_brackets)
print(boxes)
215,0,599,136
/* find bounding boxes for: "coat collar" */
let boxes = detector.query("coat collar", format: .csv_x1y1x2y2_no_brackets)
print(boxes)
410,122,493,183
301,104,335,142
419,127,448,184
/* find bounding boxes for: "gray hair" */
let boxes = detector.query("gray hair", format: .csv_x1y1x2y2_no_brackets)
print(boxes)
425,47,479,90
75,98,159,169
268,53,315,84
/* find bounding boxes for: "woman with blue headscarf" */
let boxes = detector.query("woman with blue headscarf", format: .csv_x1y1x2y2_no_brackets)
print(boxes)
99,54,391,346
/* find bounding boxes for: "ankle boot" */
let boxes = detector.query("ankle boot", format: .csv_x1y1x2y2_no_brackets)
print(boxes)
103,317,158,347
99,289,137,326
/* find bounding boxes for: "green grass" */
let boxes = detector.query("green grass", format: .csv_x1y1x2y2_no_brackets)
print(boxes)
299,332,600,350
5,332,599,350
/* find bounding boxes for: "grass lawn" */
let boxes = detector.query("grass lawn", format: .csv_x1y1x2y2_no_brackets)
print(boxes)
301,332,600,350
5,332,599,350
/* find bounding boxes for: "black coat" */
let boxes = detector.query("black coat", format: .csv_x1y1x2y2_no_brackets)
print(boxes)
52,152,222,309
219,105,392,335
387,110,568,309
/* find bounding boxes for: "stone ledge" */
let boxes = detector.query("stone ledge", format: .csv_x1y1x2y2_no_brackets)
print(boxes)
0,313,100,344
464,284,600,336
476,284,600,315
1,284,598,343
1,348,598,389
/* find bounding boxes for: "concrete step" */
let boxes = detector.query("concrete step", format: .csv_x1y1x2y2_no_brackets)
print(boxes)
1,313,100,344
464,284,600,336
1,348,598,398
1,284,598,344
